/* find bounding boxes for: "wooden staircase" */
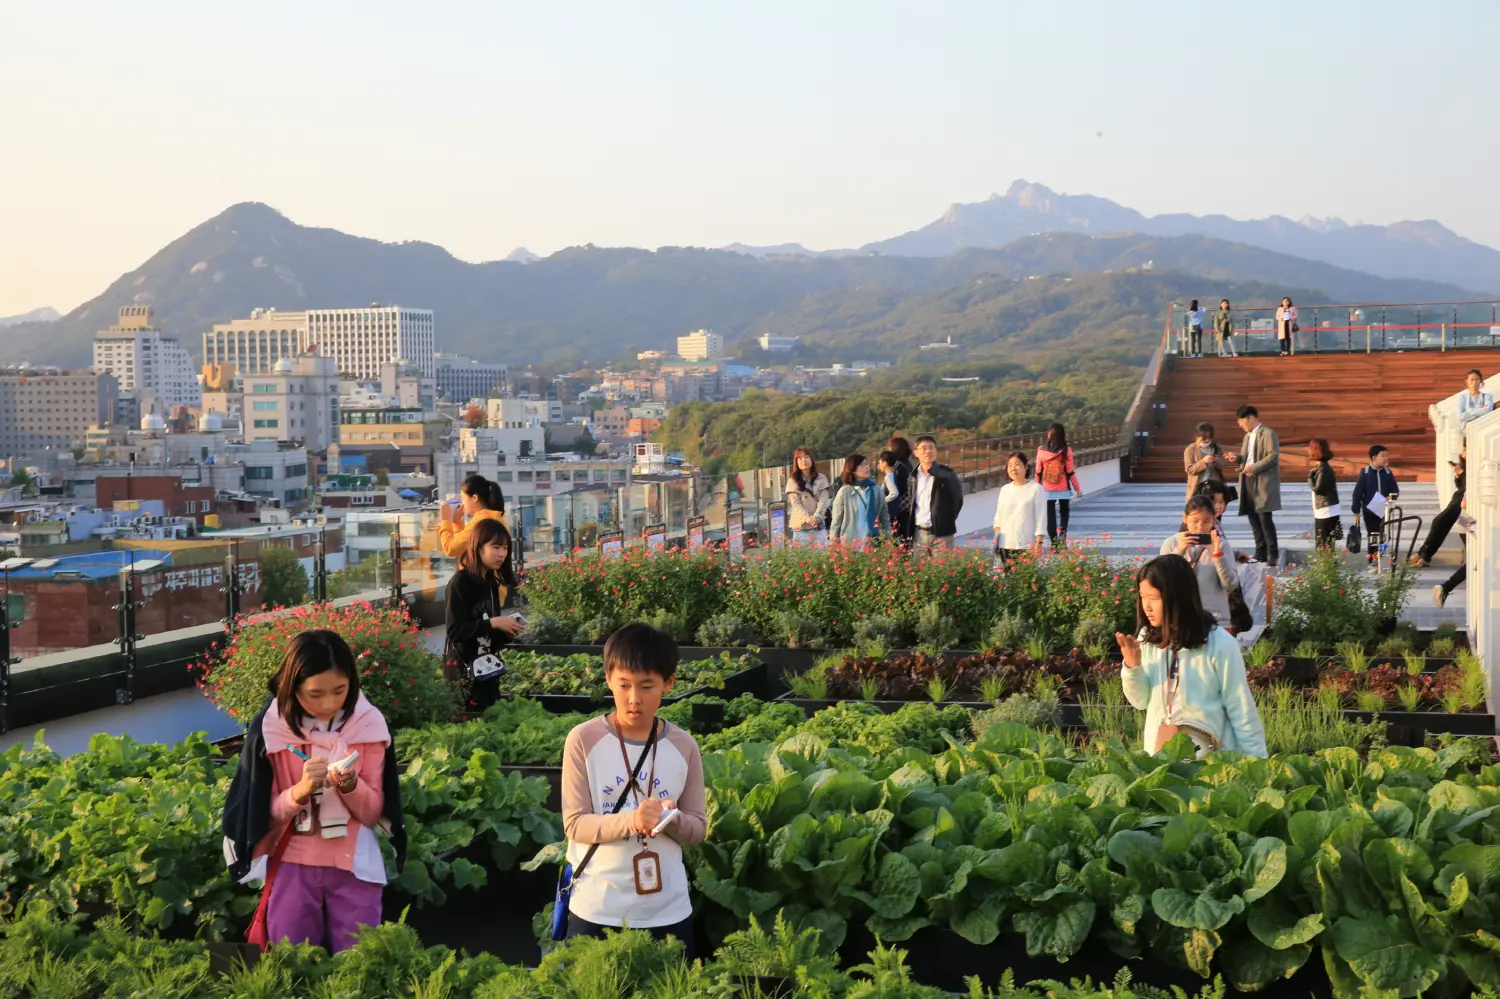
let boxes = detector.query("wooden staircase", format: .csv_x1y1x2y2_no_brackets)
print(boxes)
1128,350,1500,484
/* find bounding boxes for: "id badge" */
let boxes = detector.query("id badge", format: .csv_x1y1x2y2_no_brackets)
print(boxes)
293,795,318,834
633,849,663,895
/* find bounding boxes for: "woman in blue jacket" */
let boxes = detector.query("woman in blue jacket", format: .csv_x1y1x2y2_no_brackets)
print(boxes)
1117,554,1266,758
829,453,891,544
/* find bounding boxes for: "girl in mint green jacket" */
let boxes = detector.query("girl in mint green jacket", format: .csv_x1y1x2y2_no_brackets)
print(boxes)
1116,555,1267,758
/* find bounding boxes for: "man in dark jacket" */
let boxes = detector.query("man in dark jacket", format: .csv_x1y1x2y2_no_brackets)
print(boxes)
902,435,964,555
1350,444,1399,564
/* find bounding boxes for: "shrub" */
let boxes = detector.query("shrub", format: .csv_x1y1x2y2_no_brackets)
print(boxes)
772,611,826,649
695,613,761,647
913,601,961,652
643,607,695,644
524,548,728,636
1072,616,1115,654
519,613,573,645
196,601,459,729
973,691,1061,734
984,612,1029,652
1269,550,1415,647
851,614,909,649
572,613,620,645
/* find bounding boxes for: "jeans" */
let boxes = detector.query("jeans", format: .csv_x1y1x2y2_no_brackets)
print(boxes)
1046,499,1071,547
1189,327,1203,355
267,862,383,954
1246,511,1278,562
1443,538,1468,597
567,912,695,959
1419,491,1464,561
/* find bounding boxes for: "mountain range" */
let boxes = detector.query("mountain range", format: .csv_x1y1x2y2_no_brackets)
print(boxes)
1,184,1494,369
0,307,60,329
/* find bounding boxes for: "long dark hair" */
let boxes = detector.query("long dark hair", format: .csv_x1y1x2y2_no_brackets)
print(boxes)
1136,555,1215,652
1044,423,1068,453
1006,451,1031,480
463,516,518,589
840,453,866,487
462,473,505,514
790,447,819,492
1308,438,1334,462
273,630,360,739
887,436,913,464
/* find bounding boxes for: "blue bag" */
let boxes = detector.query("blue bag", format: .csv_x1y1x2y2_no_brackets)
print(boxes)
550,721,658,941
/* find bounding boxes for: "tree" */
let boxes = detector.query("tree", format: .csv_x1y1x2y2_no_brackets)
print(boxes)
8,467,32,494
463,404,486,428
259,545,309,609
374,467,391,487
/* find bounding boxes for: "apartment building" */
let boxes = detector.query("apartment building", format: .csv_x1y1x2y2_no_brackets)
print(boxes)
307,305,435,380
92,307,198,407
0,369,118,455
676,329,724,361
201,308,310,374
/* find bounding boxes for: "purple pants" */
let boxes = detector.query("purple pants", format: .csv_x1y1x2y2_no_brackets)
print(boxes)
266,862,382,953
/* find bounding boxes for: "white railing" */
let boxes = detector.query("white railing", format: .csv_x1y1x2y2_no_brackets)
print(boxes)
1428,373,1500,508
1462,410,1500,734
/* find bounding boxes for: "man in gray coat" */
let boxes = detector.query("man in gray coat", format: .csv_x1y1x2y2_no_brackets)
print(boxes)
1230,404,1281,565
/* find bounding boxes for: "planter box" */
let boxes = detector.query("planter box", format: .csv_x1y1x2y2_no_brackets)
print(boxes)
1351,710,1497,737
402,867,555,967
501,645,774,698
838,923,1331,998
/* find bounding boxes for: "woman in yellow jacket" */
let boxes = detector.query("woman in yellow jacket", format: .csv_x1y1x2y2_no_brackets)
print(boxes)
439,474,510,558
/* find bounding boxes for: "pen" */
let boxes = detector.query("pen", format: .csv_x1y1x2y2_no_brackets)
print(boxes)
285,745,310,760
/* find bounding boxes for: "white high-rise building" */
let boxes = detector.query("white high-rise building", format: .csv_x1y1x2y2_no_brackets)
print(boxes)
676,329,724,361
202,308,310,374
306,305,435,381
92,306,200,408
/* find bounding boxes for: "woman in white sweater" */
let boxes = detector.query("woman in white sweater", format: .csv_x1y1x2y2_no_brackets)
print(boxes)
992,452,1045,564
785,447,831,546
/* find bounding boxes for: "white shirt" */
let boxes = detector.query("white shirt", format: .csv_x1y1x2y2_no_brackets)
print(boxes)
914,467,936,529
1244,425,1262,465
992,480,1046,549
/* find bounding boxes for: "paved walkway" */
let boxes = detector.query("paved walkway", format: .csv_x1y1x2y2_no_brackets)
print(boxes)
955,481,1466,628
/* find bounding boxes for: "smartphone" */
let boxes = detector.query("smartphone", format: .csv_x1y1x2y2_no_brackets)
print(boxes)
509,612,529,627
651,808,681,836
1188,533,1214,546
332,750,360,773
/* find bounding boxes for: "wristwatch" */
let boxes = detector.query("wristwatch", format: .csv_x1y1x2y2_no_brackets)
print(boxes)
336,772,357,794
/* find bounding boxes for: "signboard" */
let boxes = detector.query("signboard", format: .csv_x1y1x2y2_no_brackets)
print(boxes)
598,529,625,557
766,502,787,548
687,516,706,551
644,523,666,551
726,509,744,554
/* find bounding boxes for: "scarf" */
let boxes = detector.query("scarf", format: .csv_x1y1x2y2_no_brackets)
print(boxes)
260,692,392,840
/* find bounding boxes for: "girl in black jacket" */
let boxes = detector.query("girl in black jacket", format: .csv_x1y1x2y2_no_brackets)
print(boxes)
445,517,524,710
1307,438,1342,551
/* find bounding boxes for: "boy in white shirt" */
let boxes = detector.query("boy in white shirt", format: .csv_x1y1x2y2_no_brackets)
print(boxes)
560,624,707,954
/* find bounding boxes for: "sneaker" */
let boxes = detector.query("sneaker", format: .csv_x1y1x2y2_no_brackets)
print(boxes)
1434,584,1447,608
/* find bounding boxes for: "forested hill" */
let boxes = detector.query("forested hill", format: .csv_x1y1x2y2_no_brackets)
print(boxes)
0,201,1476,367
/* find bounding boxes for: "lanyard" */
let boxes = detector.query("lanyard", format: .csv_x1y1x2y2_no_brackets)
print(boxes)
610,715,659,823
1160,648,1181,720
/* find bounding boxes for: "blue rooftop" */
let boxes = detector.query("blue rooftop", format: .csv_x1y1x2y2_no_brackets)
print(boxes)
2,549,176,581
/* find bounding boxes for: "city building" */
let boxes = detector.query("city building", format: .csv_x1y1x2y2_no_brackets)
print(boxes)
460,423,542,463
232,441,312,507
636,349,669,361
306,305,435,380
0,369,118,456
200,364,242,424
434,353,507,403
244,354,340,450
380,362,437,412
676,329,724,361
92,307,199,407
757,333,802,352
201,308,310,374
593,406,631,438
340,407,446,450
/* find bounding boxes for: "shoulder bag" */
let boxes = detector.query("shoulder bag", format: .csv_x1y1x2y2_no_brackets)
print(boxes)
552,719,659,940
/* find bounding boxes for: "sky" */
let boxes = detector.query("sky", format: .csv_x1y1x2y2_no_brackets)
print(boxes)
2,0,1498,316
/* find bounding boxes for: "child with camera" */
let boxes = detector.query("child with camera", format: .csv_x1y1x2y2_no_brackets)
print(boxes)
444,517,526,710
555,623,708,955
1160,496,1239,630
